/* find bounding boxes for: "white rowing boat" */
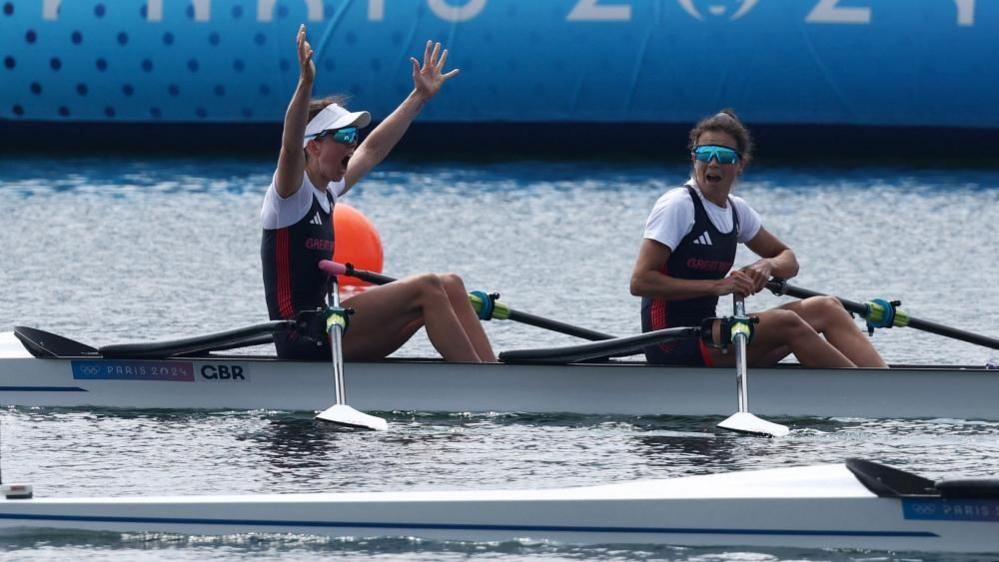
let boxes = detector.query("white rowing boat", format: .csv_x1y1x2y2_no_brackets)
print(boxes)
2,329,997,419
1,460,996,552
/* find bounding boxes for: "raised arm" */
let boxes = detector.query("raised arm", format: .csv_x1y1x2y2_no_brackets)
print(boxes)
343,41,460,192
273,25,316,198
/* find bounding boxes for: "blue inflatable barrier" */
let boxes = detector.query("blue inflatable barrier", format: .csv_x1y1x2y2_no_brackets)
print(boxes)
0,0,994,130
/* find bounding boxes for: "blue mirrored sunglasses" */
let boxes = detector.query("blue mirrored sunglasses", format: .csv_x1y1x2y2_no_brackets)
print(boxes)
693,145,741,164
311,127,358,145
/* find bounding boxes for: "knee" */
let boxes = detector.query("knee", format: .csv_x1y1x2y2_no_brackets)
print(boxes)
438,273,467,294
808,296,850,323
769,309,813,338
411,273,447,297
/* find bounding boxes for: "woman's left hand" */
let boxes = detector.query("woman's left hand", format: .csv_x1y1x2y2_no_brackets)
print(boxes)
411,41,460,99
740,259,774,294
296,24,315,85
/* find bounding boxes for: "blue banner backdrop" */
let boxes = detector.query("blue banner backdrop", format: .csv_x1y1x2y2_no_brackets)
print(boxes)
0,0,994,128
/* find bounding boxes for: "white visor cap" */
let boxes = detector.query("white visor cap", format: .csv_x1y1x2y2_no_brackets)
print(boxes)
303,104,372,147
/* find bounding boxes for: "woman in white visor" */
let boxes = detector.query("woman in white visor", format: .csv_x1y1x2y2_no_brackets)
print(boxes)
261,25,495,363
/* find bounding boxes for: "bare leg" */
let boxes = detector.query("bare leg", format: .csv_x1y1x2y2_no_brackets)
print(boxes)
340,284,427,361
779,297,886,368
341,274,481,362
755,344,792,367
707,308,855,368
440,273,497,362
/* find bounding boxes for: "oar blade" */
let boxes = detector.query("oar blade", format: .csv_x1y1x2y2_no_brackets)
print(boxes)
315,404,389,431
717,411,789,438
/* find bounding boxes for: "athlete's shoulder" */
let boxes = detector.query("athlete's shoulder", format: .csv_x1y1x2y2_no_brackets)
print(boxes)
729,194,761,217
261,172,315,229
330,179,347,198
653,185,695,209
728,194,763,241
645,184,697,240
729,193,753,208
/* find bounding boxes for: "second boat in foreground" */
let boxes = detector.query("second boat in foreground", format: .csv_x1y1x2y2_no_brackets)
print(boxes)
1,460,996,553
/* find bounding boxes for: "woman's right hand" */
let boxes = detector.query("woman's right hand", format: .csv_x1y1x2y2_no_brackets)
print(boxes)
297,24,315,84
716,270,755,297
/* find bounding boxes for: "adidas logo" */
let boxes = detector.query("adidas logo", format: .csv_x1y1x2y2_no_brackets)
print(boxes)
310,212,323,226
692,231,713,246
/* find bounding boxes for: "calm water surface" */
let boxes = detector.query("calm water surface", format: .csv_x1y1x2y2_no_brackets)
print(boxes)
1,157,998,561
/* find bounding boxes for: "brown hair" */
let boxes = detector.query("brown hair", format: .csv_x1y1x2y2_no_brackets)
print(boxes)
307,95,351,122
687,108,754,165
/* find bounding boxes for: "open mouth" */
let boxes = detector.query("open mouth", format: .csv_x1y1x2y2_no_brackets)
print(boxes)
705,172,723,184
341,155,351,169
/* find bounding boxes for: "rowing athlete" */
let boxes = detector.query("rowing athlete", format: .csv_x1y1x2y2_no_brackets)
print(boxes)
630,110,886,369
261,25,495,362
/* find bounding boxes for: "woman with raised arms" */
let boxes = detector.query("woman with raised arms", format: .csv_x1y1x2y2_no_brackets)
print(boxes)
261,25,495,363
630,110,886,369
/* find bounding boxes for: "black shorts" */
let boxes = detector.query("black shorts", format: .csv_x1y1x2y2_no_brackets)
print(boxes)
273,330,331,361
644,337,714,367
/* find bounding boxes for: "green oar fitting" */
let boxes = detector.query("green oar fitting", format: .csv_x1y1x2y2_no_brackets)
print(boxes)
325,305,351,335
731,317,753,343
469,291,508,321
700,315,758,350
864,298,909,335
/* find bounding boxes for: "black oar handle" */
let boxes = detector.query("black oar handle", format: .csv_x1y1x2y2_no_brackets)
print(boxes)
340,263,614,341
342,264,396,285
767,280,999,351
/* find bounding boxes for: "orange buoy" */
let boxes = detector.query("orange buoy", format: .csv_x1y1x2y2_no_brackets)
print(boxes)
333,203,384,287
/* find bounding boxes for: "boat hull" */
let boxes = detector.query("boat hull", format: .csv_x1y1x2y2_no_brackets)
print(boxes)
2,333,997,419
0,465,994,552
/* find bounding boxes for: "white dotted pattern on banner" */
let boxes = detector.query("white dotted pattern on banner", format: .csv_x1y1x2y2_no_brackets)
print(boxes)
0,0,442,122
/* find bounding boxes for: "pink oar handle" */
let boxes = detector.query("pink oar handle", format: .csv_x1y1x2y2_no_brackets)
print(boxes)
318,260,348,277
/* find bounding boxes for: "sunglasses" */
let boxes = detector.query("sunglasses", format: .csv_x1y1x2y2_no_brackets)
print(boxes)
311,127,359,145
693,145,741,165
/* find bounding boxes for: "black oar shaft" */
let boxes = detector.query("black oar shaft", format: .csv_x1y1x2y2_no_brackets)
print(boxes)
768,281,999,351
500,326,700,364
767,282,870,315
902,318,999,350
99,320,295,359
502,309,613,341
341,264,614,341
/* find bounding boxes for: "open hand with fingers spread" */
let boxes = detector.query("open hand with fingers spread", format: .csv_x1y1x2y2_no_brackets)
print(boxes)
410,41,460,100
297,24,315,85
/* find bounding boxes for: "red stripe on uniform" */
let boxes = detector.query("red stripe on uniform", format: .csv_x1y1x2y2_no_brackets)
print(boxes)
329,203,336,259
652,262,673,351
275,228,295,320
698,339,714,367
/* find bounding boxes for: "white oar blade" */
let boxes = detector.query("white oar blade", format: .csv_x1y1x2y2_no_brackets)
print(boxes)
315,404,388,431
718,411,789,438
